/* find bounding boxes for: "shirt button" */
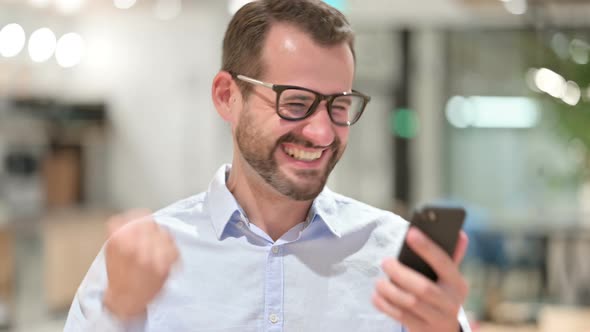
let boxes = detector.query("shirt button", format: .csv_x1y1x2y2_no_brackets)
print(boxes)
269,313,279,324
271,246,280,254
236,221,245,228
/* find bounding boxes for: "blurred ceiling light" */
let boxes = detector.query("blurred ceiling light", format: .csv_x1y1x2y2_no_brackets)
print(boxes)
569,39,590,65
0,23,26,58
55,0,84,15
445,96,475,129
561,81,581,106
502,0,527,15
154,0,182,20
446,96,539,129
228,0,255,15
28,27,57,63
29,0,51,9
114,0,136,10
534,68,566,98
525,68,541,93
551,33,570,60
55,32,84,68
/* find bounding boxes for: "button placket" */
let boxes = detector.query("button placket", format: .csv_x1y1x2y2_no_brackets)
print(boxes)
264,244,284,331
269,313,279,324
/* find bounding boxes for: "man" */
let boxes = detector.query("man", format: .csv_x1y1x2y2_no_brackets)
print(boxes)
65,0,470,331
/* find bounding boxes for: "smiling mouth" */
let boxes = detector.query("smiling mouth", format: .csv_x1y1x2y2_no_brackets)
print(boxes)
283,146,323,162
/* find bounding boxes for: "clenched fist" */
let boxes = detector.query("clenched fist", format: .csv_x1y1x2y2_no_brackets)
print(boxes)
102,210,179,320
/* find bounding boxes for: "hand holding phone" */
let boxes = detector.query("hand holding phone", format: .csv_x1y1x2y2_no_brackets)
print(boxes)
397,206,466,281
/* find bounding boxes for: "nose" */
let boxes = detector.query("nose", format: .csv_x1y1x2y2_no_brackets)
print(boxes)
300,101,335,147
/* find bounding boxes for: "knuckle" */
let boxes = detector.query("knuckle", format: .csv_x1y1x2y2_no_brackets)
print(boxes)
146,220,158,230
109,238,132,257
406,294,418,308
376,279,389,292
417,282,434,297
371,294,381,308
374,296,387,312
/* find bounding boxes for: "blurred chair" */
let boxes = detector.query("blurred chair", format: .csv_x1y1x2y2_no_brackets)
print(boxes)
547,230,590,306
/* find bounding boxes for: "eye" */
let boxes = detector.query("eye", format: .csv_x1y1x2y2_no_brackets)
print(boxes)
286,102,307,108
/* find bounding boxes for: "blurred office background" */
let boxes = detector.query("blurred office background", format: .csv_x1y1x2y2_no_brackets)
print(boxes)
0,0,589,331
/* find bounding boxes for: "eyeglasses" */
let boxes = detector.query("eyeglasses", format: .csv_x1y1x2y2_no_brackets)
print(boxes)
230,72,371,127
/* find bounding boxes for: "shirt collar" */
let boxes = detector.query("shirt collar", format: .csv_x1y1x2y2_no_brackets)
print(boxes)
206,164,342,240
206,164,243,240
309,187,342,238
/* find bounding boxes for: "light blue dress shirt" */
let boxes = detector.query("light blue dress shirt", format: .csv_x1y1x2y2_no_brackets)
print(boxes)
64,164,471,332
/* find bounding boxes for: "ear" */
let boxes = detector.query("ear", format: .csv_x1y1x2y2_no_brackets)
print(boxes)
212,71,241,123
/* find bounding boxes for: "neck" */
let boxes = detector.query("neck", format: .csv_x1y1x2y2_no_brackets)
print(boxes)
226,158,312,242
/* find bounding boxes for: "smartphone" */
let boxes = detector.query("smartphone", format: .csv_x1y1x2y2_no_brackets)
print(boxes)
397,206,466,281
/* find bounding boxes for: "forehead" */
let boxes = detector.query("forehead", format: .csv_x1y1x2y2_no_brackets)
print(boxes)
260,23,355,94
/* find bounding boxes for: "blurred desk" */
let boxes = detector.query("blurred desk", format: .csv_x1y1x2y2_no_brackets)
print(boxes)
479,324,538,332
538,305,590,332
478,306,590,332
42,210,109,312
0,222,14,328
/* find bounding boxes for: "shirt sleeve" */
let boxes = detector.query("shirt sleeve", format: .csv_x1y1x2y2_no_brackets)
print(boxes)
457,307,472,332
63,246,146,332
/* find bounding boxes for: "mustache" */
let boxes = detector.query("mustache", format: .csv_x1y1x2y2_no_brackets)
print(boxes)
276,132,340,150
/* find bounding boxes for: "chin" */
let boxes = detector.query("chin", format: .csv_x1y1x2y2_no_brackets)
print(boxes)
277,169,327,201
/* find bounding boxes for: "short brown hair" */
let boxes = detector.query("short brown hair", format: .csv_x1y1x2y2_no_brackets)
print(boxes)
222,0,355,96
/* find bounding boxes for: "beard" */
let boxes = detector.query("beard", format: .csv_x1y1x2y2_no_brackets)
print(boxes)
235,107,343,201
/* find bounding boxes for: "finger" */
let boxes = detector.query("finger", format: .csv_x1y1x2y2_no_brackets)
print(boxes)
107,208,153,236
375,278,445,323
106,214,127,237
452,231,469,264
382,258,458,314
136,226,156,267
156,228,180,265
122,208,152,222
152,240,174,277
372,293,427,331
405,228,462,285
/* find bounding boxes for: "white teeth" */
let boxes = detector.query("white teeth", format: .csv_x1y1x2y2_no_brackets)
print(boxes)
284,146,322,161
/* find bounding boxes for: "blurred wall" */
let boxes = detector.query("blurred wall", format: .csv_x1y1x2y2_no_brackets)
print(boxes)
1,2,397,211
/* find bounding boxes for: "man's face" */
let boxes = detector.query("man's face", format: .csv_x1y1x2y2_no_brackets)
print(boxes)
234,23,355,201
